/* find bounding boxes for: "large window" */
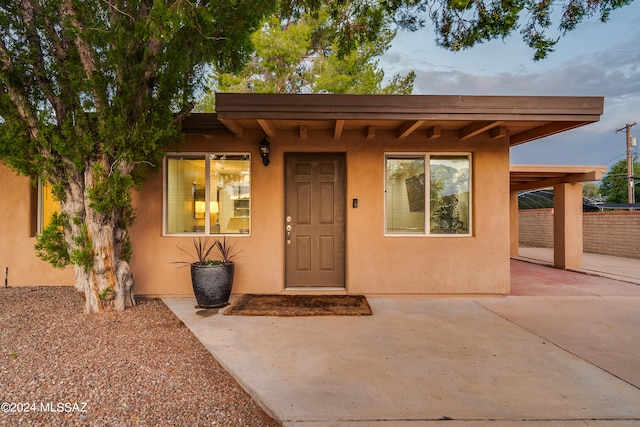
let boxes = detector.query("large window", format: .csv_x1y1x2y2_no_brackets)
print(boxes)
385,154,471,235
165,154,250,235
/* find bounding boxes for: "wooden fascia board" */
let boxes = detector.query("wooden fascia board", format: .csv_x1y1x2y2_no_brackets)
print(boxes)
214,94,603,128
215,93,604,118
510,121,590,146
257,119,277,139
181,113,232,135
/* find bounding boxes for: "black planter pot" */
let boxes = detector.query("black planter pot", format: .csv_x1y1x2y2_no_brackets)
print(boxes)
190,263,234,308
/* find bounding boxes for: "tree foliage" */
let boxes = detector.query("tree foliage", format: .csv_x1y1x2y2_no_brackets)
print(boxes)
582,182,601,199
199,6,415,103
600,158,640,203
336,0,633,60
0,0,274,312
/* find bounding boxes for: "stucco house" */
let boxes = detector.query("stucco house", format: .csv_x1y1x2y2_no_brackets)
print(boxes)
0,93,605,296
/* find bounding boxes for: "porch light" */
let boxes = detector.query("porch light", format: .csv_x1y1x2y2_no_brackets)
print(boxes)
259,137,270,166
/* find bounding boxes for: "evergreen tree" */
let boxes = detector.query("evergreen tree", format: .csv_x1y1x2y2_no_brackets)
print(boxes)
199,7,415,103
385,0,634,60
0,0,274,312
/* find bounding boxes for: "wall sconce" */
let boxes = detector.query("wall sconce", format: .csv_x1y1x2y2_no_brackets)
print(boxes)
259,137,270,166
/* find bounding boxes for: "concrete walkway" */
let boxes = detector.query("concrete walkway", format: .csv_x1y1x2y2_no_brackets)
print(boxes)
163,255,640,426
516,247,640,285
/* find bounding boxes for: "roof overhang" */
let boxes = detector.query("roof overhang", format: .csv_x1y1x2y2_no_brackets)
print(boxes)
510,165,607,192
207,93,604,146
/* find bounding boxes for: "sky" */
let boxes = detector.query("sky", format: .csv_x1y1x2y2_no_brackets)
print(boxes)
379,2,640,170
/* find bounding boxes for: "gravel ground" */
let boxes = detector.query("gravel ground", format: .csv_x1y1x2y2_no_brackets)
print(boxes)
0,287,279,427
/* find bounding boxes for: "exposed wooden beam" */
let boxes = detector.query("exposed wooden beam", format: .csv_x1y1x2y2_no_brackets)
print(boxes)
257,119,277,139
367,125,376,140
510,122,586,146
216,117,243,137
511,172,602,192
299,125,308,140
490,126,508,139
426,126,441,139
459,121,502,140
397,120,425,139
334,120,344,140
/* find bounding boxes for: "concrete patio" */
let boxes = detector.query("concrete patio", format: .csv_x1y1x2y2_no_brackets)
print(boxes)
163,254,640,426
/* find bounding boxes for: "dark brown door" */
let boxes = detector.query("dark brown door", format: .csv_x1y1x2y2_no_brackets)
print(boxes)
285,153,345,288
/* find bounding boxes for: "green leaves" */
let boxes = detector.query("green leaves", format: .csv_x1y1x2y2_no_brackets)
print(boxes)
424,0,633,60
600,158,640,204
202,4,414,100
88,163,134,216
1,0,277,283
35,212,71,269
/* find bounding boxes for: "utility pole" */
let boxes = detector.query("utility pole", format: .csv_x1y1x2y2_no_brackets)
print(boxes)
615,122,637,205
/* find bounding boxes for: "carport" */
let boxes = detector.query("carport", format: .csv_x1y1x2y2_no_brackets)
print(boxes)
510,165,607,269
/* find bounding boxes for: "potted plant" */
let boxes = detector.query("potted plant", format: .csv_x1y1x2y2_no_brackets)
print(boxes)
176,237,242,308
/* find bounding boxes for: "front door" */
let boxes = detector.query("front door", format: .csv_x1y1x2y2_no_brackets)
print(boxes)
285,153,345,288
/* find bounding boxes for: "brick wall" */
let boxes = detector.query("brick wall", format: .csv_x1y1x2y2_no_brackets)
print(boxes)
518,209,554,248
518,210,640,260
583,211,640,259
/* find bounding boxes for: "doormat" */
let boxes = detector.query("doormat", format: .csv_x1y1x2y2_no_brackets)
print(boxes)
224,294,372,316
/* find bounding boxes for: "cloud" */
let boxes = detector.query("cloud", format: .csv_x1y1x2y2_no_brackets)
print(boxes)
411,36,640,99
380,6,640,166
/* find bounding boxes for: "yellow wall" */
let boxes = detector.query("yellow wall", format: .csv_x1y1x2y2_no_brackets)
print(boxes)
1,126,511,295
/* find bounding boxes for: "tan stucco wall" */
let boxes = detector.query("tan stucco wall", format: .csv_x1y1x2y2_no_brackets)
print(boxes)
130,127,511,296
1,126,511,296
0,163,74,286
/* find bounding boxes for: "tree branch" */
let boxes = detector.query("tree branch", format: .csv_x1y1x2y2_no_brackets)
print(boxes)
61,0,106,111
18,0,66,122
0,39,39,140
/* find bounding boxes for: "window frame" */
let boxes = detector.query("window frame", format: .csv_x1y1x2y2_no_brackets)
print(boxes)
36,179,61,236
163,152,252,237
384,152,472,237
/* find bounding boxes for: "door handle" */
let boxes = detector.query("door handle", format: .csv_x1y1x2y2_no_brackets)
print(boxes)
286,224,292,244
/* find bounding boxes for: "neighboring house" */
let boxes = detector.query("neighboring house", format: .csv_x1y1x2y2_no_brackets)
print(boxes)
0,94,605,296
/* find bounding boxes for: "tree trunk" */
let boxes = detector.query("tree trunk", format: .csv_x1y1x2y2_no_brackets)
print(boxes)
71,242,135,313
83,214,136,313
61,166,136,313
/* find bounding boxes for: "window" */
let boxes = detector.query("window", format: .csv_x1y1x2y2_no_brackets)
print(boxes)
165,154,250,235
386,156,426,233
38,180,61,234
429,155,470,235
385,154,471,235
